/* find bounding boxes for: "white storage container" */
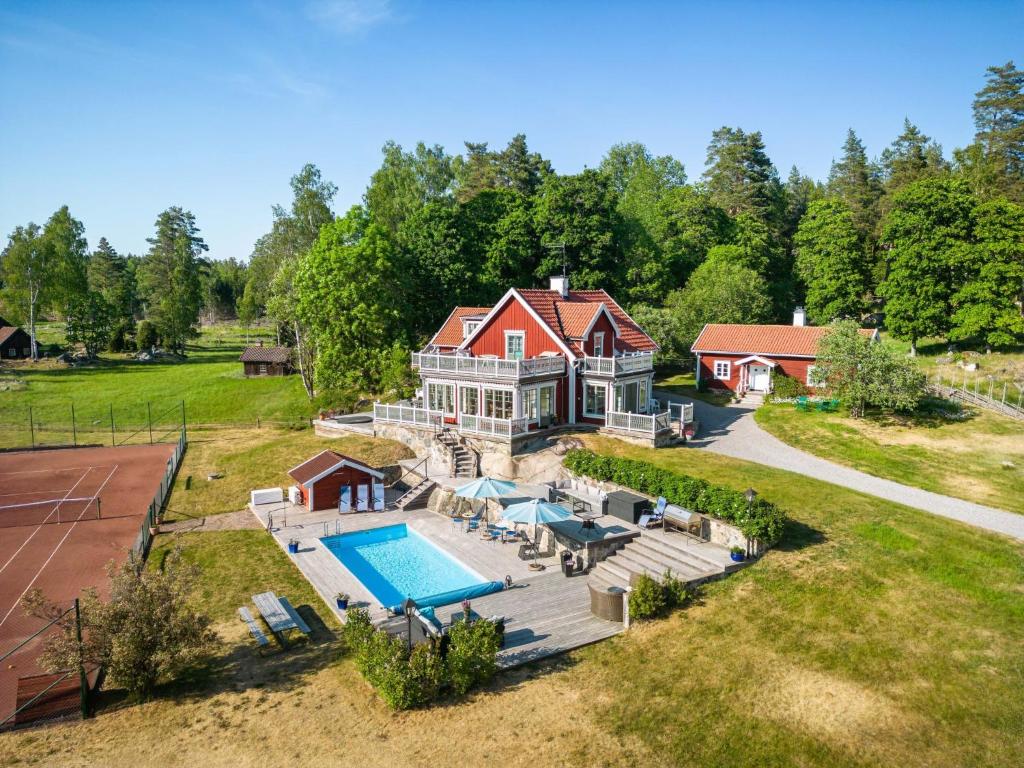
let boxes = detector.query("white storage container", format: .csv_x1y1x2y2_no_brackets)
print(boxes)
250,487,283,506
288,485,301,505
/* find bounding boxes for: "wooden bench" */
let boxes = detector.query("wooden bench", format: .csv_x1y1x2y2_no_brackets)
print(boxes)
238,606,270,649
278,596,312,636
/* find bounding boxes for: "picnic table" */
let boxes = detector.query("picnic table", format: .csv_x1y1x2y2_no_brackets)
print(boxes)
253,591,311,637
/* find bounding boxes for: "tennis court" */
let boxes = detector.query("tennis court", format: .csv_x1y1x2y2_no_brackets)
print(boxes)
0,443,180,728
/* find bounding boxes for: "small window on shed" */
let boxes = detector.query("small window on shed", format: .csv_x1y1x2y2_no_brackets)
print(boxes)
259,363,268,375
713,360,731,380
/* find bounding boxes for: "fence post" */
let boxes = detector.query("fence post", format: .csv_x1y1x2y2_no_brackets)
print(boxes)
28,406,35,449
109,404,115,446
147,402,154,445
1002,383,1008,405
71,402,77,447
181,400,187,444
75,599,89,719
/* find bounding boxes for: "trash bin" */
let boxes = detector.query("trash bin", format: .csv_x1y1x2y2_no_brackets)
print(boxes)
561,550,575,577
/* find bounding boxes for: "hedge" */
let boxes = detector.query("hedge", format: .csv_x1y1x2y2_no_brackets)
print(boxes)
563,449,786,546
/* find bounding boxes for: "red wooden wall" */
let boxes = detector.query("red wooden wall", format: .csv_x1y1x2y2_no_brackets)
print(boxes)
468,298,562,358
583,313,616,356
306,465,379,511
698,353,819,392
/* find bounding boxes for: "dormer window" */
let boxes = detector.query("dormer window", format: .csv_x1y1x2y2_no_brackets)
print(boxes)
504,331,525,360
593,331,605,357
463,320,480,339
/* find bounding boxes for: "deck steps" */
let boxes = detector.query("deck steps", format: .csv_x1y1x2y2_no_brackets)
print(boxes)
588,531,734,591
394,479,435,511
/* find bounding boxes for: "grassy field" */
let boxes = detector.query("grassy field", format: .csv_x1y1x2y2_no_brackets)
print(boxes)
2,434,1022,767
756,401,1024,514
0,324,314,448
883,333,1024,397
654,368,733,406
162,428,413,522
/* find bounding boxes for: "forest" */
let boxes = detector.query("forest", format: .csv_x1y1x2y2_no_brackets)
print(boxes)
2,60,1022,404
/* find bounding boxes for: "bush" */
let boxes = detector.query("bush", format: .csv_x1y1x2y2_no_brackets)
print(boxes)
313,386,362,416
136,319,158,350
109,319,136,352
563,449,786,546
769,374,808,400
661,569,690,609
446,618,500,695
628,573,667,620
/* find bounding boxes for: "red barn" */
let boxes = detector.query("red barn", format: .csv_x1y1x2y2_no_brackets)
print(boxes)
691,316,878,394
288,450,385,512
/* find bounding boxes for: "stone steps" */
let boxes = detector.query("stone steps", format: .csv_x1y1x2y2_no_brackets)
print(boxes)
588,532,732,592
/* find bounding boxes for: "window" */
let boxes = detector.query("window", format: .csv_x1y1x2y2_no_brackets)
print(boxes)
258,363,268,375
592,331,605,357
504,331,525,360
614,381,641,412
713,360,731,380
584,383,606,417
427,382,455,414
483,388,513,419
523,389,538,421
539,385,555,421
638,381,648,412
806,365,824,387
459,386,478,415
463,320,480,339
7,348,15,358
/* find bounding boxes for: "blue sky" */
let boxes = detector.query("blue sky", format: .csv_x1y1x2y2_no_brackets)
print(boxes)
1,1,1021,261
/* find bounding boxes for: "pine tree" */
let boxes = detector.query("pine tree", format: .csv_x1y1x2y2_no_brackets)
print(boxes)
827,129,884,240
969,60,1024,200
702,127,785,227
880,119,948,192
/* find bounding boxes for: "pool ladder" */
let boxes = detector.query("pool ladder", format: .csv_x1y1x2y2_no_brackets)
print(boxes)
323,520,342,537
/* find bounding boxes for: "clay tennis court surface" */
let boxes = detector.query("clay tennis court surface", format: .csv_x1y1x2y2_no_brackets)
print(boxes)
0,443,177,727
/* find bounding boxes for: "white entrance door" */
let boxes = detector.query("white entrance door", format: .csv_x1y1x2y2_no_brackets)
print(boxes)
749,365,771,392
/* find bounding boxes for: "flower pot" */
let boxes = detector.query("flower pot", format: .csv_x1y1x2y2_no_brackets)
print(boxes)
730,551,746,562
287,541,299,554
336,597,349,610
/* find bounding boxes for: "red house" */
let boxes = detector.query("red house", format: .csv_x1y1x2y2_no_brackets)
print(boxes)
288,450,385,512
374,276,662,443
691,310,878,394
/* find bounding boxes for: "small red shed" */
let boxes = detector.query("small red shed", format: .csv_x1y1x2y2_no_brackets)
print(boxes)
288,450,385,512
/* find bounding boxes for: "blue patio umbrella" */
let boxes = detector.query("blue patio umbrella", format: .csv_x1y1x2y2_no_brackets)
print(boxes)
454,476,518,499
501,499,572,566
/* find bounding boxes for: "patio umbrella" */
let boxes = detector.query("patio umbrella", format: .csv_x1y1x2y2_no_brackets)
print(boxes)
501,499,573,566
454,476,518,523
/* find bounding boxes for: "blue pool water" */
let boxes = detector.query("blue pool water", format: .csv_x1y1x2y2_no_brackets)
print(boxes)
321,524,491,608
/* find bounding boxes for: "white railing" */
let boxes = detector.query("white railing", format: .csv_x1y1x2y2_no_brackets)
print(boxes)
458,413,530,438
605,409,672,435
373,403,444,429
581,352,654,376
412,352,565,379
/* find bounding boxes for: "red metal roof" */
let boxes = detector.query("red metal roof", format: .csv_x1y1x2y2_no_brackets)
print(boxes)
691,324,876,357
429,307,492,348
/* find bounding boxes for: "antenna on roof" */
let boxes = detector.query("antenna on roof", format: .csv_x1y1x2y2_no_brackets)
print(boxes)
547,242,567,277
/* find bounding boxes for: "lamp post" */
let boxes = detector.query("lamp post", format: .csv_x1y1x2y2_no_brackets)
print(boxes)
744,488,757,557
402,597,417,653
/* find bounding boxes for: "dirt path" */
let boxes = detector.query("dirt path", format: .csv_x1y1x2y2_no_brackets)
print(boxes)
160,509,262,533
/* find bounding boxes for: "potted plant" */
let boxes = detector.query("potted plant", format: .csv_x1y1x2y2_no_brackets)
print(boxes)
336,592,350,610
287,538,299,554
730,545,746,562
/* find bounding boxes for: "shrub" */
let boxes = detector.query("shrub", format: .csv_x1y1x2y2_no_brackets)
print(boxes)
446,618,500,695
628,573,667,620
136,319,158,350
661,569,689,609
313,386,362,416
563,449,786,546
769,374,808,400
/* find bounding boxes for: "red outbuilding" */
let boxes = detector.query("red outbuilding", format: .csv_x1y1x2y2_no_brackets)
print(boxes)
287,450,386,512
691,311,878,395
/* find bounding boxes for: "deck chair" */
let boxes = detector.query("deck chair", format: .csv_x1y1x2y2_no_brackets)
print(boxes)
795,396,810,412
638,496,667,528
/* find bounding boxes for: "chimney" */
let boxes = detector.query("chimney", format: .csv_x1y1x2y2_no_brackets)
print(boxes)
550,275,569,299
793,307,806,327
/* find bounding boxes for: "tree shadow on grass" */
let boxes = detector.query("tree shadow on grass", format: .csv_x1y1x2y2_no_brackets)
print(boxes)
864,397,978,431
774,519,827,552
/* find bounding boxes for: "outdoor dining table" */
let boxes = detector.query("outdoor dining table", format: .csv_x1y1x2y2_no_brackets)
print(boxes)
252,591,298,635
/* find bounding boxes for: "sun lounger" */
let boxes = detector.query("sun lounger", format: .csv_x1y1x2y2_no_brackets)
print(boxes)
662,504,704,539
638,496,668,528
278,596,312,636
238,606,270,649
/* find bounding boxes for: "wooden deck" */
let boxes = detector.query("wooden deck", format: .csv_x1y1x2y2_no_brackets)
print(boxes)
249,502,624,667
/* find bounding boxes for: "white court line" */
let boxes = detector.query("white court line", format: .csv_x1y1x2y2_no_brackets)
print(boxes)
0,465,116,476
0,489,77,499
0,467,98,577
0,464,119,630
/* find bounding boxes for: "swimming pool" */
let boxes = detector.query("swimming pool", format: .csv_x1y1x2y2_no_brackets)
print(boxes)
321,524,501,609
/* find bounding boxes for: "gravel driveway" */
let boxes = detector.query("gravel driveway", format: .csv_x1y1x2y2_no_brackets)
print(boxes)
656,390,1024,540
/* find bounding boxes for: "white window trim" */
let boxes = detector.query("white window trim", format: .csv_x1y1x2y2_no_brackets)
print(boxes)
459,384,480,415
713,360,731,380
463,320,480,339
504,330,526,360
593,331,605,358
427,381,456,415
583,381,608,418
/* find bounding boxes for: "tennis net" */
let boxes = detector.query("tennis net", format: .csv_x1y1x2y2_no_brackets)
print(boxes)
0,496,101,528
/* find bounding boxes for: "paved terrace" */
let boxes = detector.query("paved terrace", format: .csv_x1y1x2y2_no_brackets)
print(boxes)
249,501,624,667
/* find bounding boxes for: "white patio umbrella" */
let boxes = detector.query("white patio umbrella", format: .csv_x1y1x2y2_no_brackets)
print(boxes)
501,499,572,566
454,476,518,523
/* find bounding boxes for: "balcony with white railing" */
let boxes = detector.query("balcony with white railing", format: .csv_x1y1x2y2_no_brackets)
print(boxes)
457,413,530,438
604,409,672,435
412,352,566,380
373,403,443,429
581,352,654,377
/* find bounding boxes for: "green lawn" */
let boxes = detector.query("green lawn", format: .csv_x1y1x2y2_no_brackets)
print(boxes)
0,324,315,448
756,401,1024,514
882,332,1024,399
654,367,733,406
3,432,1023,767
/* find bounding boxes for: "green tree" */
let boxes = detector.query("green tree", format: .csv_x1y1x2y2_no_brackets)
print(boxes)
474,188,540,300
702,126,784,226
794,200,868,323
628,303,686,359
41,205,90,319
365,141,454,232
781,165,824,245
296,208,410,393
23,548,215,702
653,186,732,285
88,237,137,324
815,320,925,417
827,129,884,241
533,169,623,289
879,178,976,354
137,207,208,354
880,118,948,192
964,60,1024,201
950,199,1024,348
666,259,773,350
0,223,48,359
65,291,115,357
453,134,550,202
